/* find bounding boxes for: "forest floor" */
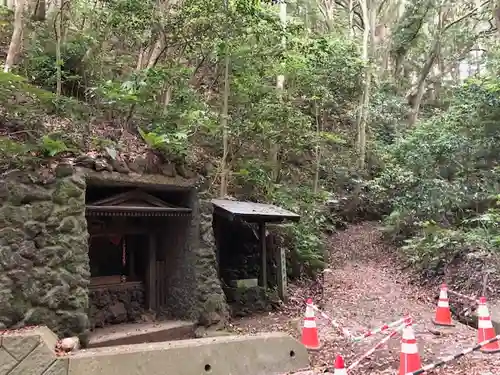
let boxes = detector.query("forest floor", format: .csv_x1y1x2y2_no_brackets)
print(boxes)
229,222,500,375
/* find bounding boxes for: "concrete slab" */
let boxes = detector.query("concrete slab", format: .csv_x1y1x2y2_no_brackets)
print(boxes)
70,332,309,375
0,327,58,375
88,321,196,348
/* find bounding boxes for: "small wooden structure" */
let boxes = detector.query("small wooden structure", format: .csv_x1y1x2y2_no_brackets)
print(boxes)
211,199,300,301
86,189,191,314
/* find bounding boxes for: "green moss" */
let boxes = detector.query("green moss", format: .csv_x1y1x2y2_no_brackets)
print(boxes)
0,72,95,167
0,72,89,119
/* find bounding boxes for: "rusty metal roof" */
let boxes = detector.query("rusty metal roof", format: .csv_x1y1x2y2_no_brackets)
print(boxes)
211,199,300,223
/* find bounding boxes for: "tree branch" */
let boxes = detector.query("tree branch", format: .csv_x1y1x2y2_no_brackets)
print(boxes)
442,1,490,33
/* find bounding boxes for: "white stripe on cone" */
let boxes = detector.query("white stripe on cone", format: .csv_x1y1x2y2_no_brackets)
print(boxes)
401,342,419,354
402,326,415,340
305,305,315,318
479,319,494,329
437,300,450,308
477,304,489,317
303,319,316,328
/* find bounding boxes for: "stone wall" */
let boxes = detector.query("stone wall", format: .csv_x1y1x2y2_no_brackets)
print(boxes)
158,194,229,326
193,198,228,326
156,215,196,319
0,163,228,339
0,166,90,341
224,287,280,317
88,283,145,329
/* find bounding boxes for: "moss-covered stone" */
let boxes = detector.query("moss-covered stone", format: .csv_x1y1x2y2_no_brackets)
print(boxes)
0,169,89,340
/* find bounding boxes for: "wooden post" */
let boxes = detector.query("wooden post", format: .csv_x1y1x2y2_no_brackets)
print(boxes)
146,234,157,310
128,244,135,280
259,222,267,289
277,246,287,301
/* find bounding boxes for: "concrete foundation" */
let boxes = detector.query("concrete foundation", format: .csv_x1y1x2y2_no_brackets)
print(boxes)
0,326,308,375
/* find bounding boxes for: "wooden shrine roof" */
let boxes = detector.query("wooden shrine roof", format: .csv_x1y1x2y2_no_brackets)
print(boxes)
86,189,192,217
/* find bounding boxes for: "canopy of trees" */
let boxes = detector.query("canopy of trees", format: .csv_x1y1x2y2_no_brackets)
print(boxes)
1,0,500,277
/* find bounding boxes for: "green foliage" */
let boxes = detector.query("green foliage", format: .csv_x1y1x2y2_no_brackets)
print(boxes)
270,186,329,273
21,30,93,97
138,127,190,158
390,0,433,59
1,0,365,278
39,135,69,157
372,73,500,271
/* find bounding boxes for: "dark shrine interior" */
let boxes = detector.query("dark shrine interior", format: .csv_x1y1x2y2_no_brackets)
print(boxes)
213,212,262,286
85,183,191,285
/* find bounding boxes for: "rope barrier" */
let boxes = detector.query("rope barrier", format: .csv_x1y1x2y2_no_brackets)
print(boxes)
447,289,479,304
404,334,500,375
351,317,405,343
347,322,406,371
310,304,353,339
310,303,406,343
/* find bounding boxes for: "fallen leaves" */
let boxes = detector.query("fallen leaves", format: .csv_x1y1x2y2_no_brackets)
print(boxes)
230,222,500,375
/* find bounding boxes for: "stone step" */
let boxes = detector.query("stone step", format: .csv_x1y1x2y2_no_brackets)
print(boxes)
87,320,196,348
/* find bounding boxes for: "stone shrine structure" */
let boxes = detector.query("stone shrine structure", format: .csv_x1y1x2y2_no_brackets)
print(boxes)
0,159,228,343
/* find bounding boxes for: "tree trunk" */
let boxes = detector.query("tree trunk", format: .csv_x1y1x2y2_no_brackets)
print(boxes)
270,1,287,183
408,40,439,126
356,0,374,170
348,0,354,36
55,0,63,96
313,102,321,193
219,54,230,198
4,0,25,73
494,0,500,37
146,37,165,69
31,0,46,21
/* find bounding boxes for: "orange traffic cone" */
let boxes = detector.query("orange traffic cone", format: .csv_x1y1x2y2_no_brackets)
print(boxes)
399,319,421,375
301,298,320,350
432,283,454,326
477,297,500,353
333,355,346,375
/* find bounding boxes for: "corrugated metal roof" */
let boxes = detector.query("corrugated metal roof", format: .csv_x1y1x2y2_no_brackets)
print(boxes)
211,199,300,223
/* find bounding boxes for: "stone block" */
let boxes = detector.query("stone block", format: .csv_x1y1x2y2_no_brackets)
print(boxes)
0,347,17,375
68,333,308,375
1,326,59,375
42,359,68,375
2,334,39,360
9,343,56,375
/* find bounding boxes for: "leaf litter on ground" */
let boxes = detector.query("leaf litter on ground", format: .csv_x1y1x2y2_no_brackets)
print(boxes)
229,222,500,375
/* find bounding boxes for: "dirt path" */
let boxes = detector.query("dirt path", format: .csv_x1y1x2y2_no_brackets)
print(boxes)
230,222,500,374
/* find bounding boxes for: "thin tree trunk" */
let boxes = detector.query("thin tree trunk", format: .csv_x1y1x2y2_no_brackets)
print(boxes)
219,0,231,198
31,0,46,21
55,0,63,96
270,1,287,183
219,55,230,198
313,102,321,193
356,0,373,169
4,0,26,72
146,37,165,68
348,0,354,36
408,41,439,126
